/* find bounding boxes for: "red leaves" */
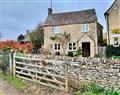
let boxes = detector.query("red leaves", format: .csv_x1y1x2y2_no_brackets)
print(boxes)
0,40,33,53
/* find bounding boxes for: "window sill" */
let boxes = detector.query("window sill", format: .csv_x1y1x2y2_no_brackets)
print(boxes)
113,45,119,47
68,50,77,52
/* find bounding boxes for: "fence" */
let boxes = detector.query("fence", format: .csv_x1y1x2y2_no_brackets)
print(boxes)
12,53,69,91
6,52,120,90
98,46,106,57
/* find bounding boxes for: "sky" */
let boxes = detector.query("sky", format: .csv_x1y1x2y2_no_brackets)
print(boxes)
0,0,114,40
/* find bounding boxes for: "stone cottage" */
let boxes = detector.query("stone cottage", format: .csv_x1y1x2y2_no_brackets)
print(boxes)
105,0,120,46
44,8,103,57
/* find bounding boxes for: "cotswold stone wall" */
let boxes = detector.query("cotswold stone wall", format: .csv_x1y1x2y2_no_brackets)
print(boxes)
68,61,120,89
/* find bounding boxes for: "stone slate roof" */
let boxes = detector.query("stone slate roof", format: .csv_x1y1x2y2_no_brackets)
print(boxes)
44,9,97,26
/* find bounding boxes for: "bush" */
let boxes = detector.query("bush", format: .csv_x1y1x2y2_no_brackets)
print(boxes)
73,83,120,95
2,47,11,52
112,56,120,59
68,51,74,57
55,51,60,56
106,45,120,57
76,47,82,56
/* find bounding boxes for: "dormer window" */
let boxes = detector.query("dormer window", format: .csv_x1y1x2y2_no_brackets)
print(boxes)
82,24,89,32
53,26,60,34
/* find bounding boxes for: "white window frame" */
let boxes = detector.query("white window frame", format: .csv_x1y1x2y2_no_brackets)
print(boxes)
54,43,61,51
113,37,119,47
82,24,89,32
53,26,60,34
68,42,77,51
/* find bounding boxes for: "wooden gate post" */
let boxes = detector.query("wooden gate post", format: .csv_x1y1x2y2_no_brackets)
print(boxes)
13,52,16,75
9,52,12,74
65,63,69,92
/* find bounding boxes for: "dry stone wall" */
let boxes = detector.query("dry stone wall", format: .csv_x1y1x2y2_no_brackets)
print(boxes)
68,61,120,89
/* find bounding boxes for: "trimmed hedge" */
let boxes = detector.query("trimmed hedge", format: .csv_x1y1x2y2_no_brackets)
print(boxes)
68,51,74,57
106,45,120,57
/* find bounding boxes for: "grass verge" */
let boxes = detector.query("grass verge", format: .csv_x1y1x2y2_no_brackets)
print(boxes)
0,72,27,90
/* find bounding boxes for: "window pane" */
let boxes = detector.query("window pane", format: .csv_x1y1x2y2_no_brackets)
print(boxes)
69,47,72,50
69,43,72,50
82,24,89,32
53,26,59,33
73,43,76,46
58,44,60,47
58,44,60,50
58,47,60,50
114,38,118,45
55,46,57,50
55,44,57,50
69,43,72,46
73,46,76,50
55,44,57,47
73,43,76,50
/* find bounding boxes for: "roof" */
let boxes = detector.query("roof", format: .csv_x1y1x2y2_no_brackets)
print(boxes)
97,23,103,29
44,9,97,26
104,0,117,16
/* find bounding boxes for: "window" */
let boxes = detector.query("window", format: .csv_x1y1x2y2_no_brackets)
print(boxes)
114,37,119,46
82,24,89,32
53,26,60,34
69,42,76,51
54,43,60,51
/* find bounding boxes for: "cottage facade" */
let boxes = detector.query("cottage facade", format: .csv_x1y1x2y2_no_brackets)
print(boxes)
105,0,120,46
44,8,103,57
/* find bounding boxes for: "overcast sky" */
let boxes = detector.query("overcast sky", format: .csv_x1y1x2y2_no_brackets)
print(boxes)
0,0,114,40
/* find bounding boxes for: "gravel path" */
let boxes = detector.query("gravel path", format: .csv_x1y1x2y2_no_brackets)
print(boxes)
0,78,22,95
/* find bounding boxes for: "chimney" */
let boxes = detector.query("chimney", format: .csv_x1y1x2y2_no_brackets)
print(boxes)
48,8,52,15
26,30,29,34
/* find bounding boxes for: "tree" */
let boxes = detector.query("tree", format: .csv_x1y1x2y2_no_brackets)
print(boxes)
30,23,44,53
50,32,70,56
17,34,25,42
102,38,107,46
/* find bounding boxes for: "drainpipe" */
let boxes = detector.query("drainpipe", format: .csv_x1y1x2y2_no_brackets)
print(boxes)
106,13,110,45
95,21,98,55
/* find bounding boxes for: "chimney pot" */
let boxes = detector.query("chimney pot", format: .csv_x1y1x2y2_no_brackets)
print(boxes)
48,8,52,15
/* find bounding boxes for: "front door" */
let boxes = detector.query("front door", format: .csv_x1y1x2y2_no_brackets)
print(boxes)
82,42,90,57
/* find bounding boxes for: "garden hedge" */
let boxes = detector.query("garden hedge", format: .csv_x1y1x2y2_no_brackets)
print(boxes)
106,45,120,57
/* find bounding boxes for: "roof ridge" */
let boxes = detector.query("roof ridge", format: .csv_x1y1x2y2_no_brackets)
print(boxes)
52,8,95,15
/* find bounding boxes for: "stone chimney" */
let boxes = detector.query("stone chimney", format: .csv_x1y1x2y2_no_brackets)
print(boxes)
26,30,29,34
48,8,52,15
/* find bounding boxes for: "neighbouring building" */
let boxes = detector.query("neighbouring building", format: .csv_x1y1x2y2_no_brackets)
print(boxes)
105,0,120,46
44,8,103,57
24,30,31,42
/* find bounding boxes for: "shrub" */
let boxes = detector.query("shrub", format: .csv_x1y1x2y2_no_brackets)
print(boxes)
68,51,73,57
73,83,120,95
0,41,33,53
105,87,120,95
74,91,81,95
55,51,60,56
112,56,120,59
76,47,82,56
106,45,120,57
2,46,11,52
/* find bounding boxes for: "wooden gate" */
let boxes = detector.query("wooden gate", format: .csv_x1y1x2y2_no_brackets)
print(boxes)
13,53,68,91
